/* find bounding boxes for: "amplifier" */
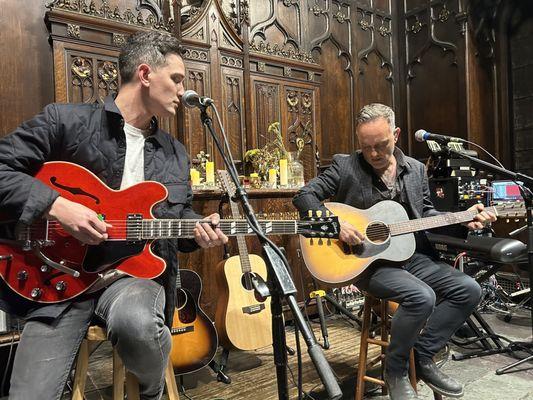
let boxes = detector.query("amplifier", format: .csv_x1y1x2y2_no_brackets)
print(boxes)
429,177,488,212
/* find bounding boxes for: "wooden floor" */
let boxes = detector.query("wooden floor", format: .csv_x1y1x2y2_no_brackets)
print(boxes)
79,316,382,400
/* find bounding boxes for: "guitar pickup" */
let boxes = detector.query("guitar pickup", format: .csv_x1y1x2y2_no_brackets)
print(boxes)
242,304,266,315
171,326,194,335
126,214,143,243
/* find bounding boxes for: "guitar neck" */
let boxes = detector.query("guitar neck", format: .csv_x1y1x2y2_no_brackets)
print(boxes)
133,219,299,240
227,198,253,274
389,206,497,236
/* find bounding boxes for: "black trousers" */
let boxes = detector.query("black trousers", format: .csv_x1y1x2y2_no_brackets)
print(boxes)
356,252,482,376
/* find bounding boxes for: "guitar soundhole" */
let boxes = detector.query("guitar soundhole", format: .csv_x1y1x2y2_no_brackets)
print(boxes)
365,221,390,244
241,272,254,291
241,272,267,303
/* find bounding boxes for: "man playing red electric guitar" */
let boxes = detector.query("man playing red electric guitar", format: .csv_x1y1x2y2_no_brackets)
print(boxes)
0,31,227,400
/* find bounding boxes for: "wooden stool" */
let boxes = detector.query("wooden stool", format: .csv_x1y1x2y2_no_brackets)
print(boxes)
72,325,180,400
355,295,442,400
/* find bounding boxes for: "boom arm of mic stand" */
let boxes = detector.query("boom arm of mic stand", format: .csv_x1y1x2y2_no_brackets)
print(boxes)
198,106,343,399
446,148,533,187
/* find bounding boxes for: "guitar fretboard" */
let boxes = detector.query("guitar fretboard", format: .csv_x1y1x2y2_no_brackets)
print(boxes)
132,219,299,240
389,206,497,236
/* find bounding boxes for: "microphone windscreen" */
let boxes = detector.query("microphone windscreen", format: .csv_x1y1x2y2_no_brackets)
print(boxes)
414,129,428,142
181,90,199,108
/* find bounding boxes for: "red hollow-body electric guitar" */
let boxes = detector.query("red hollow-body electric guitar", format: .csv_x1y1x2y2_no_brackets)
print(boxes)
0,162,339,303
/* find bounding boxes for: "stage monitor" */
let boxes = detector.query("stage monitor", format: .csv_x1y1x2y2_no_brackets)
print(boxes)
491,180,523,202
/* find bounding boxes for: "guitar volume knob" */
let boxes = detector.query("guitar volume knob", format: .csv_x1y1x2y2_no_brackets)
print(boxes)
55,281,67,292
30,288,42,299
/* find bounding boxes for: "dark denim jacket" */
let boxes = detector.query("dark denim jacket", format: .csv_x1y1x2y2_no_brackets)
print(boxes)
0,96,201,326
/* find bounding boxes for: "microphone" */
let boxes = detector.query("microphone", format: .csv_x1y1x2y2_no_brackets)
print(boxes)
414,129,466,143
181,89,214,108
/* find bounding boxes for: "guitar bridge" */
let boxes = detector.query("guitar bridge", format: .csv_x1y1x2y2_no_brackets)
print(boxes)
171,326,194,335
242,304,266,315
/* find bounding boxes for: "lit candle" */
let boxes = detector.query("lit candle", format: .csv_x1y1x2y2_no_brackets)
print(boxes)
190,168,200,186
268,168,277,188
279,159,288,187
205,161,215,184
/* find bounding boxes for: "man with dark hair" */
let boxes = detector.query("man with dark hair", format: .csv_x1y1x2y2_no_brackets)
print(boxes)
0,30,227,400
293,103,496,400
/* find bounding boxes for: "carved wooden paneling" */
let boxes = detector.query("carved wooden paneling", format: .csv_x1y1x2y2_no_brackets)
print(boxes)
251,78,281,148
221,66,246,162
283,86,318,180
181,62,211,157
69,52,119,103
249,0,316,65
403,0,468,159
305,1,353,163
354,2,395,111
51,41,120,103
46,0,175,32
316,41,354,160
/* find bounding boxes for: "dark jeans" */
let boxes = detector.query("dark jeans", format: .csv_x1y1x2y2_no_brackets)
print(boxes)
357,252,481,377
9,277,171,400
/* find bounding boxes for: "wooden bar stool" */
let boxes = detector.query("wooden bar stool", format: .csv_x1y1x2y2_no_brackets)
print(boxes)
355,294,442,400
71,325,180,400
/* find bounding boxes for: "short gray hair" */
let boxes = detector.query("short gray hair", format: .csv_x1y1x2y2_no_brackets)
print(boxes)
356,103,396,132
119,31,184,83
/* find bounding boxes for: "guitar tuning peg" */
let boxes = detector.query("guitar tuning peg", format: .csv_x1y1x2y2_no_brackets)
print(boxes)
318,238,323,245
325,210,330,217
308,210,313,219
310,238,314,245
316,210,322,218
327,239,331,246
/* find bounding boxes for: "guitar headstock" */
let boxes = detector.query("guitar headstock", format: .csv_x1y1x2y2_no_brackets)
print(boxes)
495,202,526,219
298,210,340,239
217,169,237,198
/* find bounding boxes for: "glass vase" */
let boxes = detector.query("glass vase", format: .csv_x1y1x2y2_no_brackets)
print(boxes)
287,151,305,188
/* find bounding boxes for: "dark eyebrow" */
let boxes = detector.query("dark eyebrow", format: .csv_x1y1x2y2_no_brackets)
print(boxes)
171,73,184,80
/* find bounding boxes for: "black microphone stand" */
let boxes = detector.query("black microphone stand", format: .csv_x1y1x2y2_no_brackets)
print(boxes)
446,147,533,374
197,104,342,399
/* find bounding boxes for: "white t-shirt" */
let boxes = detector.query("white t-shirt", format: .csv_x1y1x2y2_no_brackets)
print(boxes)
120,123,150,189
88,122,151,293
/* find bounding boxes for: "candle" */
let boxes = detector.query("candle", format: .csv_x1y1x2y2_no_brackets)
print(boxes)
205,161,215,184
279,159,288,187
190,168,200,186
268,168,277,188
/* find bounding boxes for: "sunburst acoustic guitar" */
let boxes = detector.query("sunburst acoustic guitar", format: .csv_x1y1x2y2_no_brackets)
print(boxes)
169,268,218,374
299,200,524,285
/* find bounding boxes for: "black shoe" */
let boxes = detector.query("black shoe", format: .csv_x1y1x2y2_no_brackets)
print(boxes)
384,372,419,400
415,358,464,398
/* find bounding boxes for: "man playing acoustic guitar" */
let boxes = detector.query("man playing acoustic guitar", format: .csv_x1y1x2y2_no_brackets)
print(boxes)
0,31,227,400
293,103,496,400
